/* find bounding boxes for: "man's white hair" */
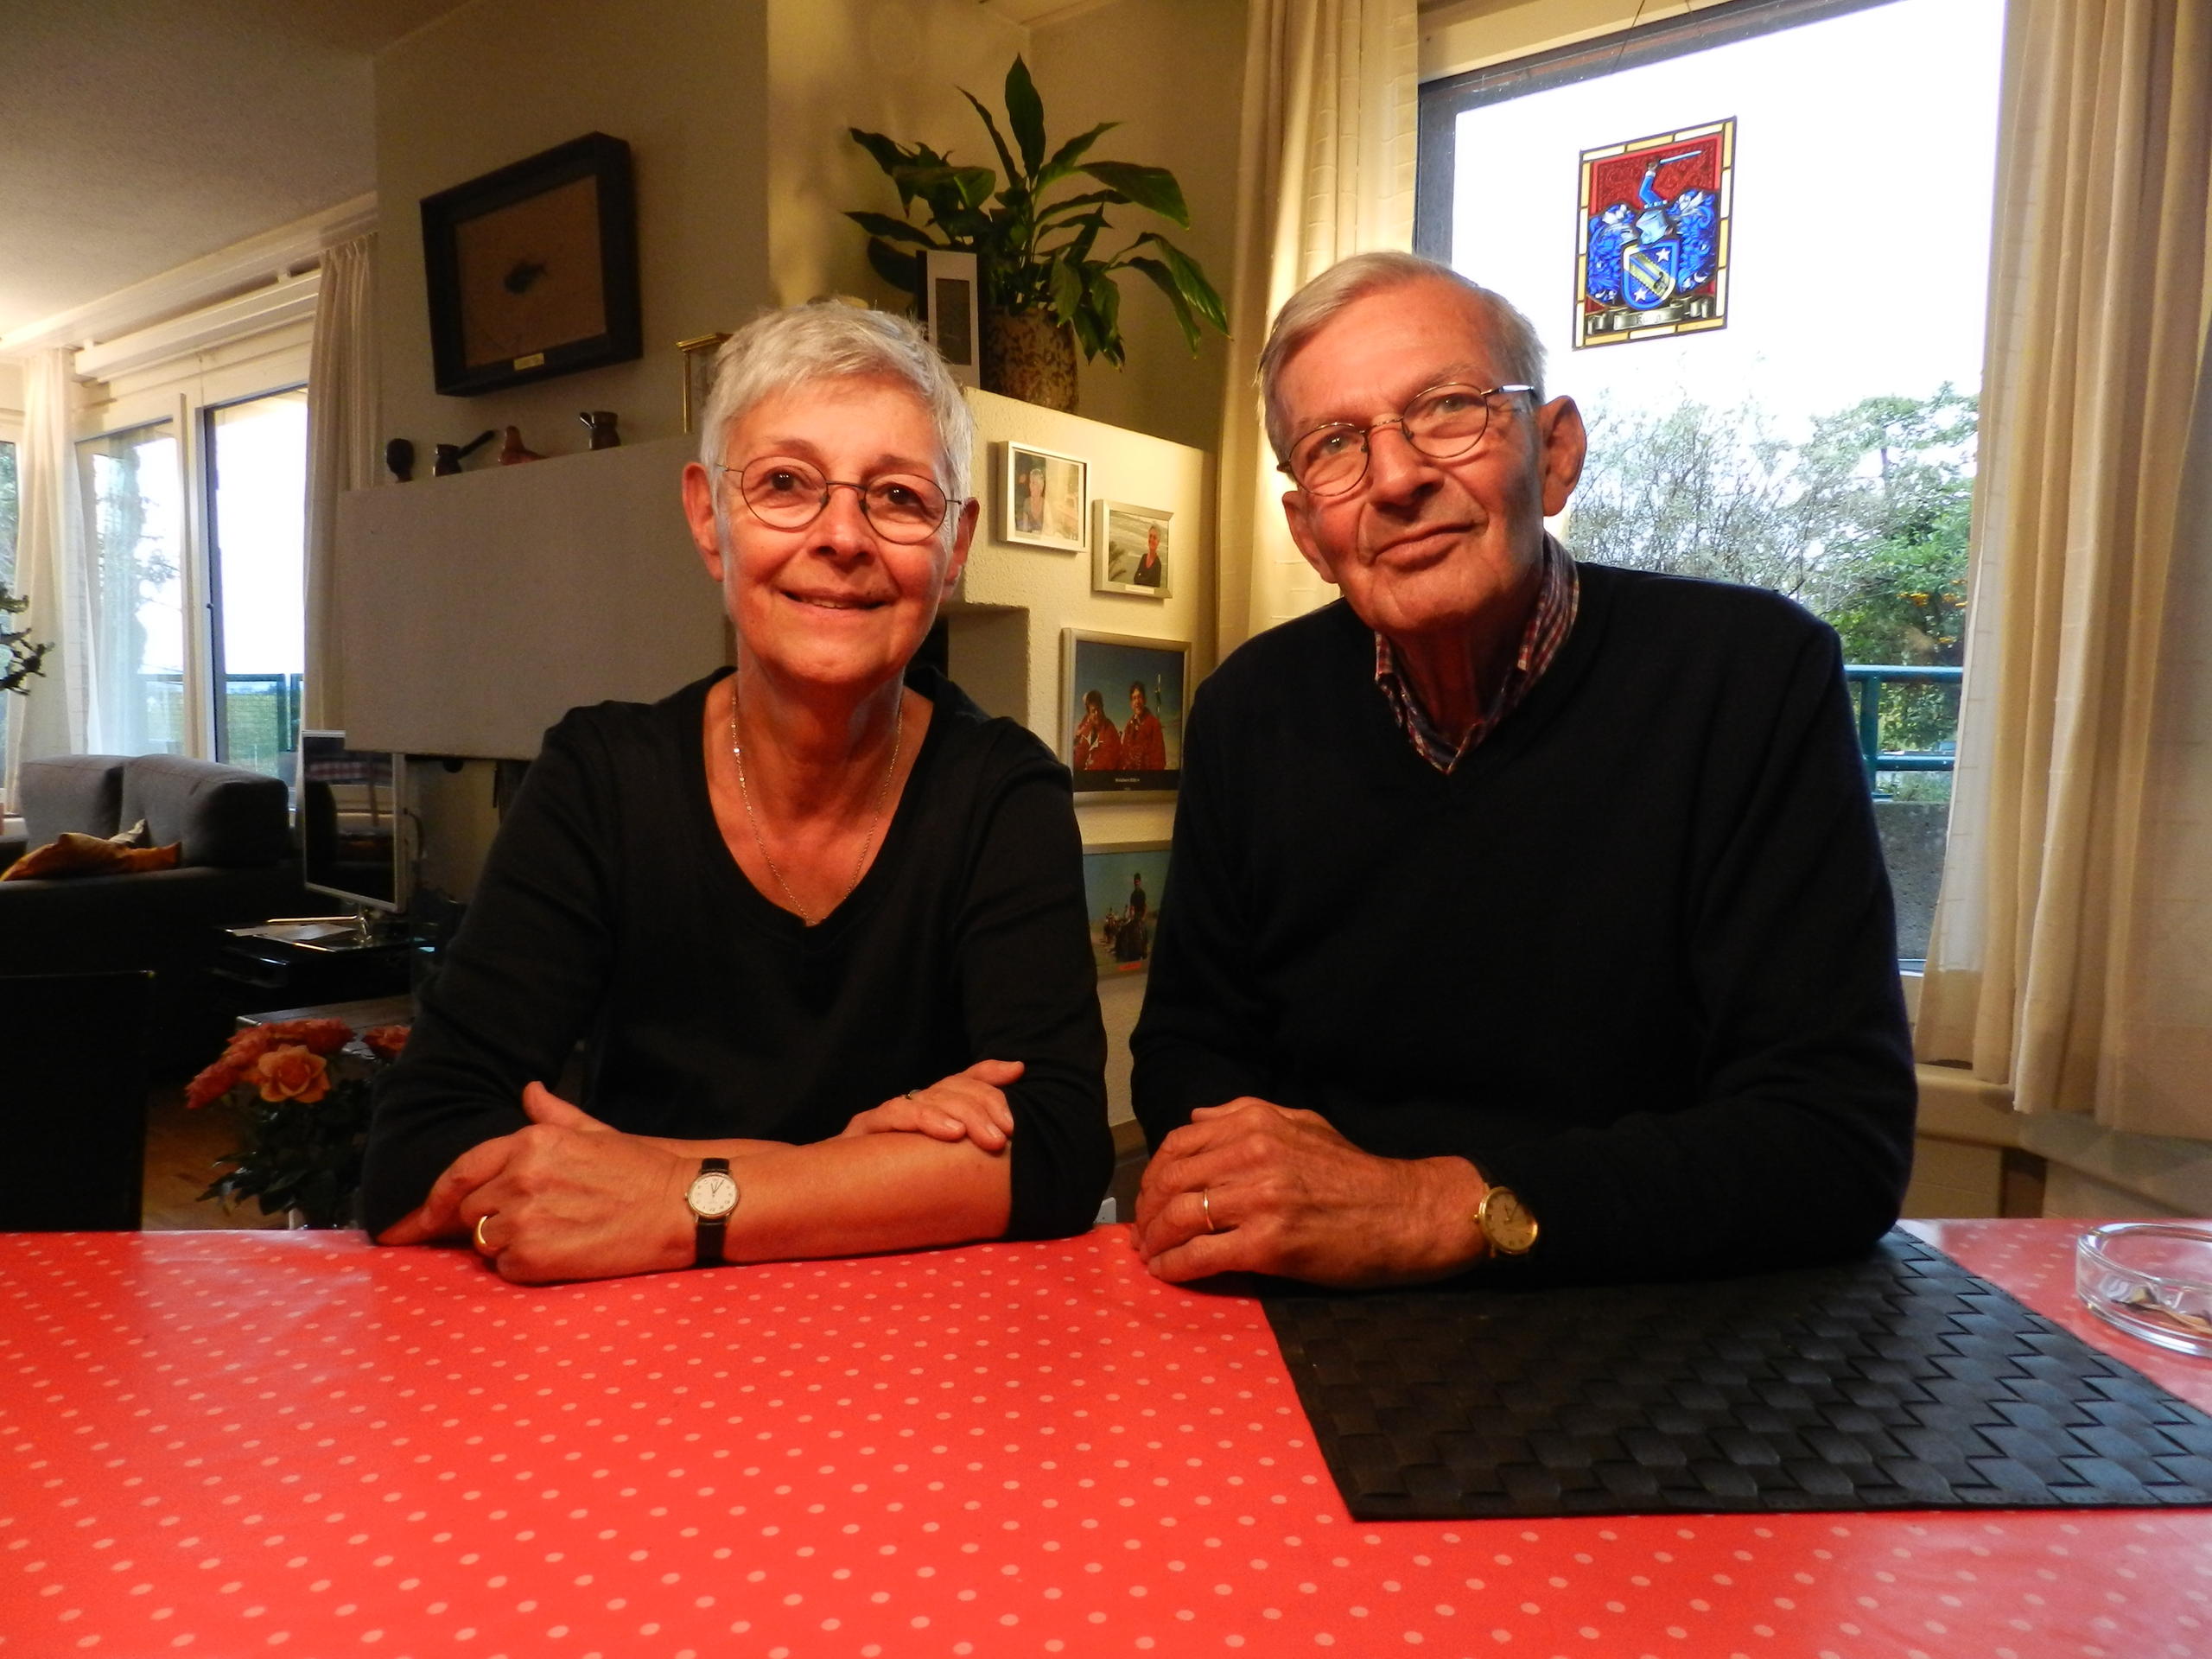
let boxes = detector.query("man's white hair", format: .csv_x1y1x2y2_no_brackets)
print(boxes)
1256,252,1547,463
697,302,976,512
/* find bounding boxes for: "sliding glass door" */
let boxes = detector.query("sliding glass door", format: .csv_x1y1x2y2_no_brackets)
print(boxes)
79,421,186,755
206,387,308,776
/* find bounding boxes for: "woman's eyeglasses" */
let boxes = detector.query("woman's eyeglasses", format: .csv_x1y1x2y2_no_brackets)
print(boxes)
1281,383,1537,497
719,458,958,544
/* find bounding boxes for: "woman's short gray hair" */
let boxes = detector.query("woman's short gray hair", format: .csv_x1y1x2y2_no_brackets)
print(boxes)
1256,252,1546,462
698,302,976,508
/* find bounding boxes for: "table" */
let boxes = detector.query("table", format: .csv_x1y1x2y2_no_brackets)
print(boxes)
3,1220,2208,1658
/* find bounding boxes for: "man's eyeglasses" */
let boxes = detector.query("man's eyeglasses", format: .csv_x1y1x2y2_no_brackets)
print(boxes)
717,458,959,544
1281,383,1537,498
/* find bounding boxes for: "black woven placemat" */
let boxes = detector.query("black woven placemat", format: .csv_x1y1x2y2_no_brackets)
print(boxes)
1262,1231,2212,1519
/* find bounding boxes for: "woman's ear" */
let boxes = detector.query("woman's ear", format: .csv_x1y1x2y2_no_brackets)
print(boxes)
683,461,725,580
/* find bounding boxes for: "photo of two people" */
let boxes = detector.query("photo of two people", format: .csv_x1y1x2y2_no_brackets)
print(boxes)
1062,632,1185,793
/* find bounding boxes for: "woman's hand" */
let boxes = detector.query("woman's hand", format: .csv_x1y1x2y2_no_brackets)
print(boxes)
840,1058,1022,1151
379,1083,695,1284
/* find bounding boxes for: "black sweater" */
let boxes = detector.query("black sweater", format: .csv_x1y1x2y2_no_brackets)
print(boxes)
361,667,1112,1241
1129,563,1916,1282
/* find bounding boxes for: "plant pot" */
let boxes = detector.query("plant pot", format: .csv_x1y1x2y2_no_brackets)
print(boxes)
981,307,1079,413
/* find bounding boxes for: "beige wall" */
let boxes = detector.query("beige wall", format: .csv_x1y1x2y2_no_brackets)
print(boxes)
766,0,1024,308
1027,0,1246,454
373,0,773,465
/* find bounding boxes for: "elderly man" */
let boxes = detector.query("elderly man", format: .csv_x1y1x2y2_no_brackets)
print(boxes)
1129,252,1915,1287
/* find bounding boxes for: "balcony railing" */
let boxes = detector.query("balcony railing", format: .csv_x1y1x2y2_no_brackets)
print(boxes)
137,671,305,777
1844,664,1961,791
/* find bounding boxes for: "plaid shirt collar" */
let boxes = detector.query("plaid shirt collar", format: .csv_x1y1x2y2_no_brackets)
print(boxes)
1373,533,1580,774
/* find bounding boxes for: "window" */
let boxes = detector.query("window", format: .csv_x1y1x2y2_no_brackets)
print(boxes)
206,387,308,775
1418,0,2005,959
79,422,188,757
2,437,18,791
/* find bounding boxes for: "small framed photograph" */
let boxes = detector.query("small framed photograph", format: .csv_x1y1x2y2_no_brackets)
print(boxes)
678,332,733,435
1001,442,1089,552
1083,840,1169,980
1062,629,1188,796
420,131,644,397
1092,501,1172,597
921,250,980,388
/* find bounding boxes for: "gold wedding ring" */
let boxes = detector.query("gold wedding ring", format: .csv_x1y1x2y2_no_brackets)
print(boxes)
474,1212,497,1253
1200,1188,1217,1234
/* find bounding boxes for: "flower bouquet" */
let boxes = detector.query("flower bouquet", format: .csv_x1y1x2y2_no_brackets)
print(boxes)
188,1019,410,1229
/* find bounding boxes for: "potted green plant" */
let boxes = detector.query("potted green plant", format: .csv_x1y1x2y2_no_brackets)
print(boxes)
848,55,1228,412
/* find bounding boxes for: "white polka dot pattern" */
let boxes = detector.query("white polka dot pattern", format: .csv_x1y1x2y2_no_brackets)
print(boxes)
0,1220,2204,1656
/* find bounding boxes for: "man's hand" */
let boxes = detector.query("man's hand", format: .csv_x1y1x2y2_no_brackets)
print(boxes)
1130,1096,1491,1287
840,1058,1022,1151
377,1082,694,1284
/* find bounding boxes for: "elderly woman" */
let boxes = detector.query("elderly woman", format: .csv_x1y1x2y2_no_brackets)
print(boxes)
361,304,1111,1283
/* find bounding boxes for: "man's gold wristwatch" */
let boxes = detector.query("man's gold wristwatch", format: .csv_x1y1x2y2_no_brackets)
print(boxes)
1476,1184,1538,1256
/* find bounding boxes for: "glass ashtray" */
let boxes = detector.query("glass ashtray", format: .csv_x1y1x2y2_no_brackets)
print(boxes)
2076,1222,2212,1358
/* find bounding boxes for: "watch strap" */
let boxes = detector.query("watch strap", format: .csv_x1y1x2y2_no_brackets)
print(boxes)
691,1156,732,1268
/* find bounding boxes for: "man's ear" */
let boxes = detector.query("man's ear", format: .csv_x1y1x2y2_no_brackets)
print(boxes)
1281,489,1342,585
1536,395,1587,518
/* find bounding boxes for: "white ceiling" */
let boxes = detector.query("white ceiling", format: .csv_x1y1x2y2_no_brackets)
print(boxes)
0,0,468,340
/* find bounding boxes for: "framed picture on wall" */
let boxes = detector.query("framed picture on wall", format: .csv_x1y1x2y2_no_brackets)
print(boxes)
1092,500,1172,598
1082,840,1170,980
420,131,644,397
1001,442,1089,552
677,332,732,433
1062,629,1188,796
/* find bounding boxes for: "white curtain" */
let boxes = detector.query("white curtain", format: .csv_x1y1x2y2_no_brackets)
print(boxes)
302,232,380,732
1214,0,1417,658
5,348,94,794
1916,0,2212,1138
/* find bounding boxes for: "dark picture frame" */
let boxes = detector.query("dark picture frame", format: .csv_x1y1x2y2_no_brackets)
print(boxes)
420,132,643,397
1082,840,1170,980
1062,629,1188,797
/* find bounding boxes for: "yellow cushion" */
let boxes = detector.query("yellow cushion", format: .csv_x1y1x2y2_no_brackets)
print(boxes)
1,832,183,881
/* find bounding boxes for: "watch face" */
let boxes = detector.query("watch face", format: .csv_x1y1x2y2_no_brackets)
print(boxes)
688,1170,740,1221
1483,1188,1537,1255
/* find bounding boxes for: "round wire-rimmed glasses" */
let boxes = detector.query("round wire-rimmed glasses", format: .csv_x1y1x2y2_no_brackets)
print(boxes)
1281,382,1537,497
716,458,960,544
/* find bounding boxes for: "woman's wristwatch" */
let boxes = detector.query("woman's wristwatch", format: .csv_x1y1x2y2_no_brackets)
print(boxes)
1475,1184,1538,1256
684,1158,740,1267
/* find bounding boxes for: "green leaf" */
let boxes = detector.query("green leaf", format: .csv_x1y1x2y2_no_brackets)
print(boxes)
1127,256,1202,353
959,88,1024,189
1037,122,1118,193
845,212,944,250
1033,189,1122,225
1080,162,1189,226
1154,238,1229,333
865,238,923,297
1049,257,1084,327
849,127,912,178
1004,55,1047,178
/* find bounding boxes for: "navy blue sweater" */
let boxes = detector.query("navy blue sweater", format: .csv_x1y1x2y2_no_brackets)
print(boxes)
1130,563,1916,1282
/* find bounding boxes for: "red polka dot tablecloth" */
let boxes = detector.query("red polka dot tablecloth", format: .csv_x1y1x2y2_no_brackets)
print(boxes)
3,1220,2209,1659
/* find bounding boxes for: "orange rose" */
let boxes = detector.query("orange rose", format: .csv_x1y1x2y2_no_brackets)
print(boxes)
259,1018,353,1056
361,1025,410,1060
222,1027,278,1066
253,1045,332,1104
184,1058,242,1109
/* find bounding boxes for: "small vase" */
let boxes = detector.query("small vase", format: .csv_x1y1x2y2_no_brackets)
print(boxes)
981,307,1079,412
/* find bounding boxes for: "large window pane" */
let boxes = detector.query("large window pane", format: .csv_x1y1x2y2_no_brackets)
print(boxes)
1425,0,2003,960
207,388,308,777
1,438,17,793
79,423,185,755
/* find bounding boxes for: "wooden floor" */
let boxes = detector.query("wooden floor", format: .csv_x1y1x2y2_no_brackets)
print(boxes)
142,1084,283,1231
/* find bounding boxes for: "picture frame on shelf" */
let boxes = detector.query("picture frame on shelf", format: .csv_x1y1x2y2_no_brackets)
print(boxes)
1092,500,1172,598
1082,840,1170,981
420,131,643,397
678,332,733,434
1001,442,1088,552
1061,629,1187,797
920,250,981,388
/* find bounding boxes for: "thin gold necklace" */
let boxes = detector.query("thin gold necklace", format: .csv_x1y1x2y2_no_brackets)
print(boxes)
728,681,905,926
